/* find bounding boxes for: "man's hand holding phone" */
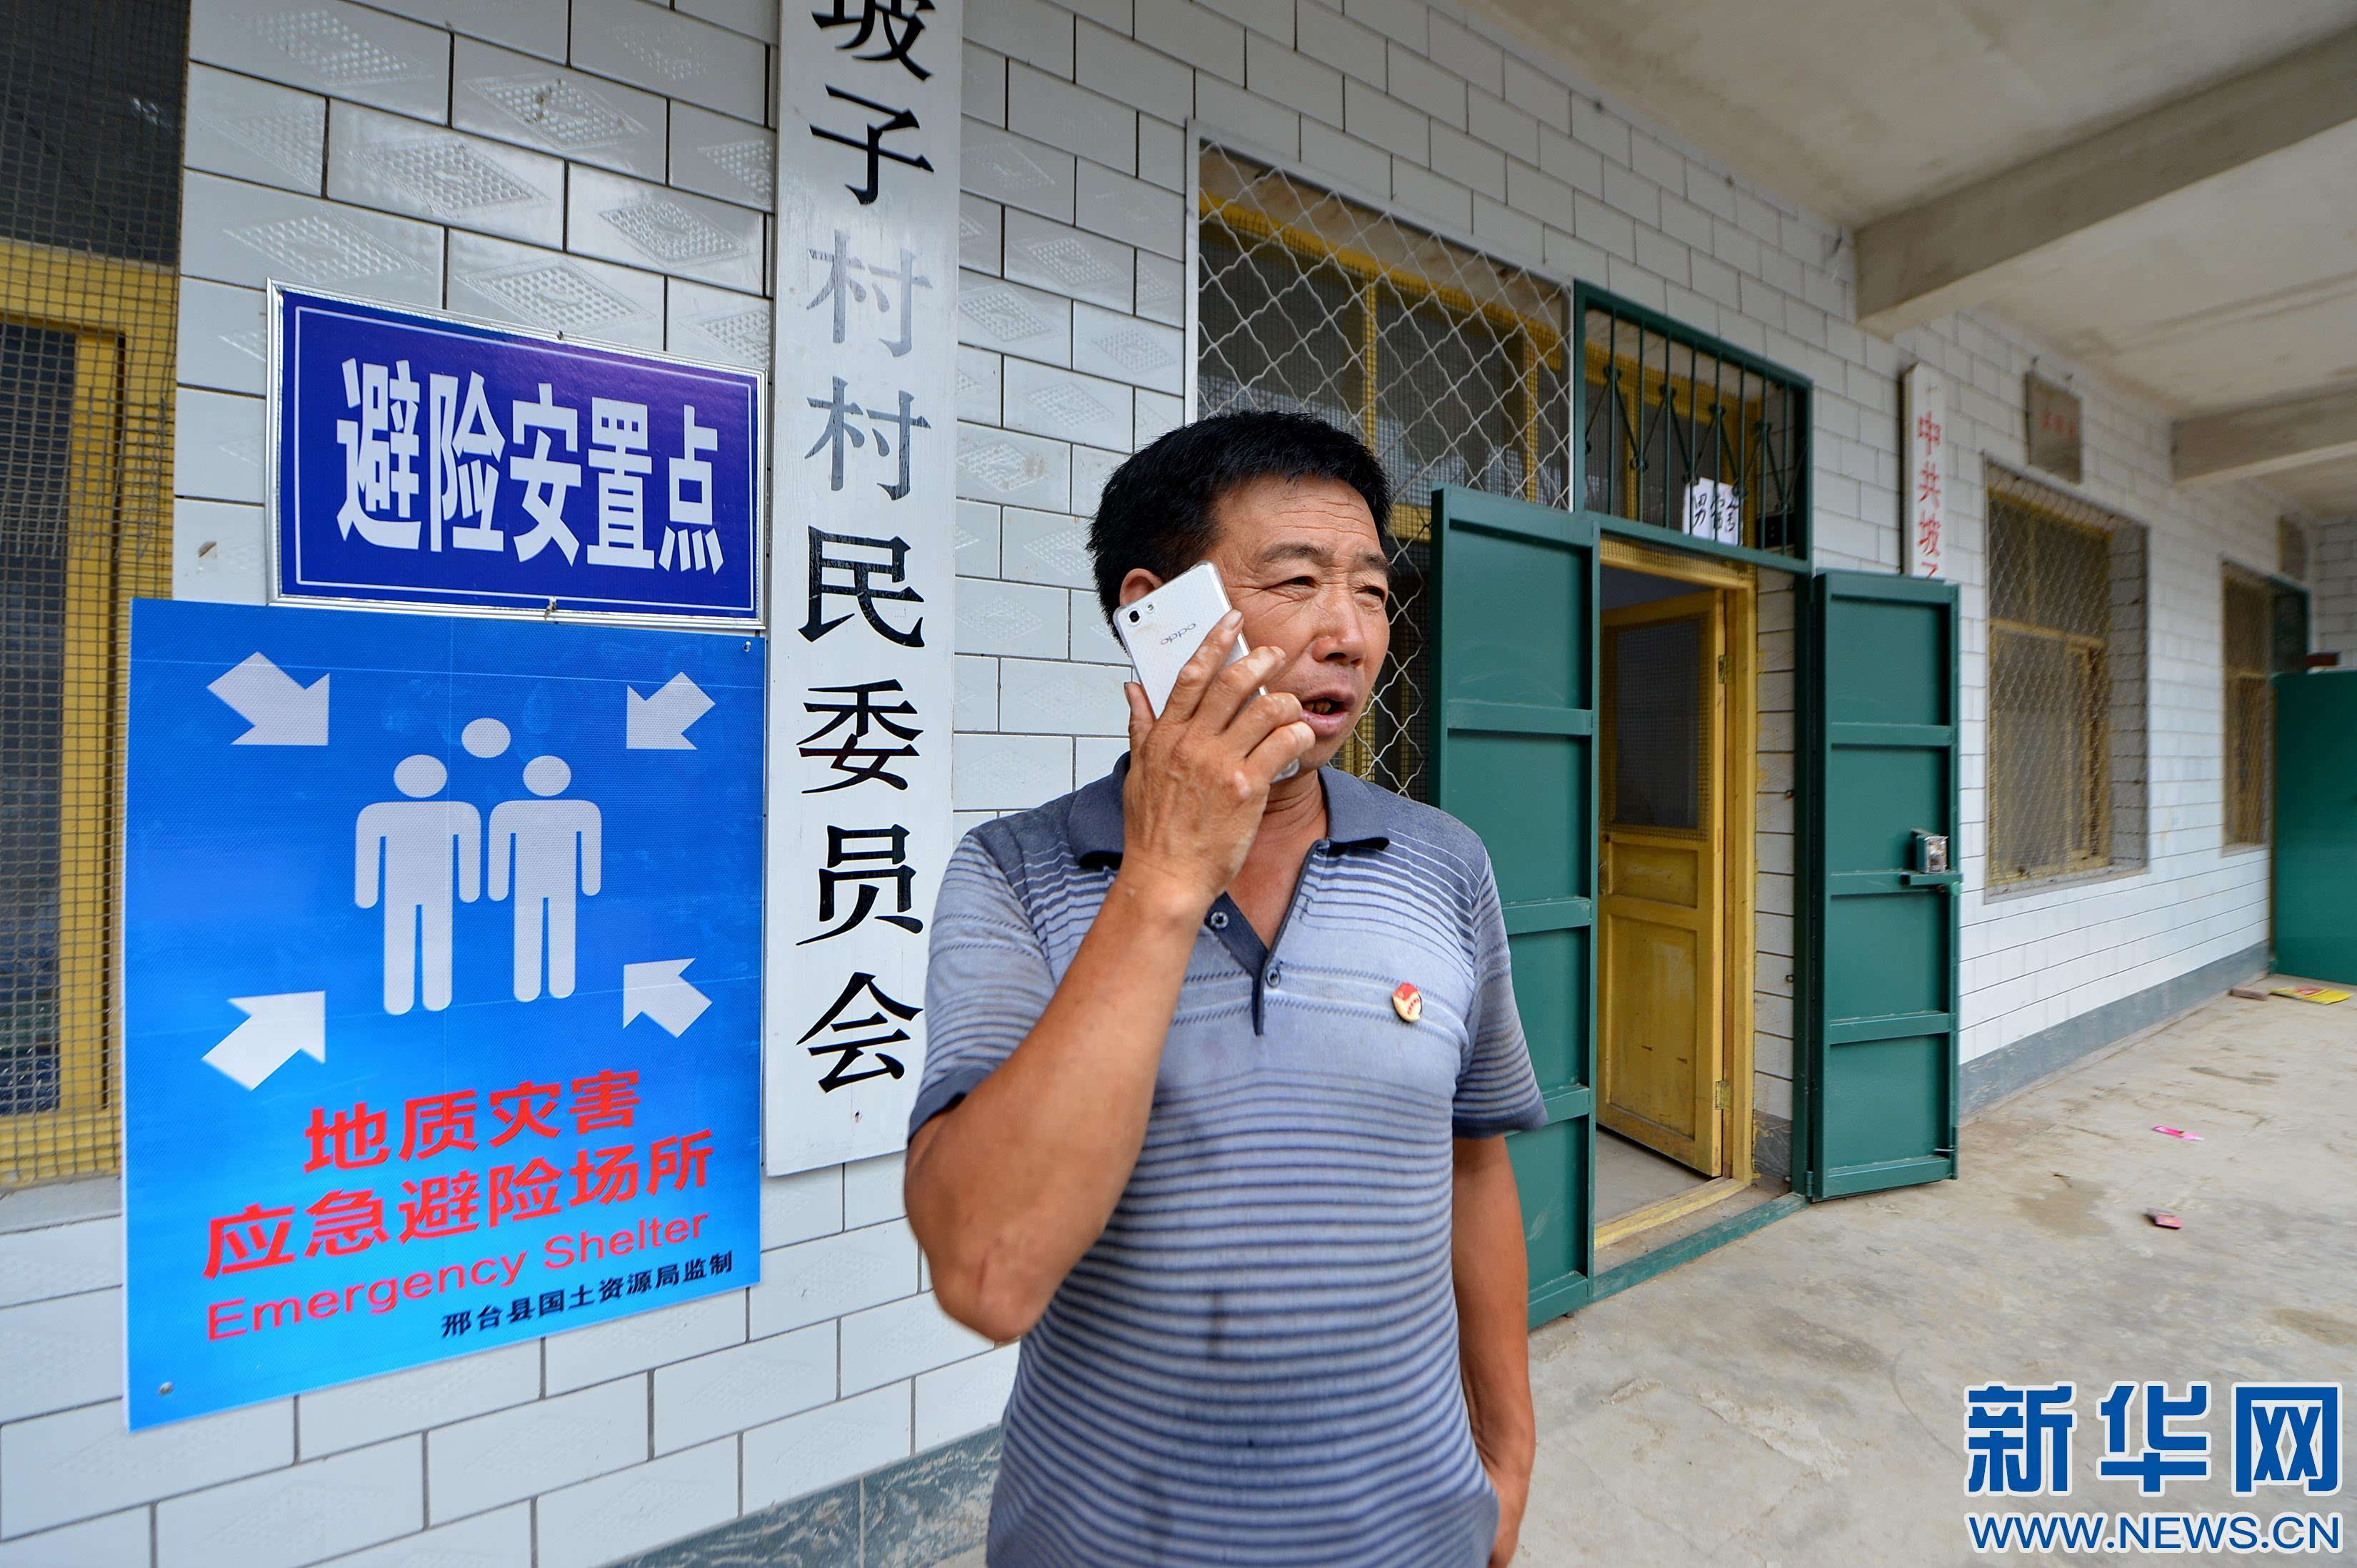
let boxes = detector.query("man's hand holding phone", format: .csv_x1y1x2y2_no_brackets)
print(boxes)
1118,610,1316,915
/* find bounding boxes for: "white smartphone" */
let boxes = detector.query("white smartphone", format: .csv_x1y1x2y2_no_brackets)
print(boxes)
1115,560,1248,716
1115,561,1299,778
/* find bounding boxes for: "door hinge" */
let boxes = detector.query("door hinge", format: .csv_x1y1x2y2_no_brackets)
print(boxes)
1712,1079,1730,1110
1716,652,1727,683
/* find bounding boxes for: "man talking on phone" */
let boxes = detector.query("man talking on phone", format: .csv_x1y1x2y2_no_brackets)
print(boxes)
905,411,1546,1567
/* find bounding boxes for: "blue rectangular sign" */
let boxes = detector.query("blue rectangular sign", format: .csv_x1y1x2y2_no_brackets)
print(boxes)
271,285,763,624
124,599,763,1427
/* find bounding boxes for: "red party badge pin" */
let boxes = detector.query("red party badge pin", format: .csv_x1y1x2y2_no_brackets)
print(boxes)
1392,981,1422,1023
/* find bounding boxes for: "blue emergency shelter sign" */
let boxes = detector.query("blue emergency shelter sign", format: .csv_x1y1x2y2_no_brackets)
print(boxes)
123,599,763,1428
270,285,762,624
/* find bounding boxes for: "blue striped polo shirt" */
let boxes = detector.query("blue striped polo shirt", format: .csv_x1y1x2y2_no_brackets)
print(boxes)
911,760,1546,1567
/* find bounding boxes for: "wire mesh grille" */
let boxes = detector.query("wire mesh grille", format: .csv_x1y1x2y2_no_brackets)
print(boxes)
1196,150,1809,799
1196,148,1573,800
1985,466,2136,885
1,0,186,1186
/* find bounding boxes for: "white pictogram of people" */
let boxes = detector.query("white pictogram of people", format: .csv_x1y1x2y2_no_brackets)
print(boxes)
355,755,479,1015
491,755,601,1002
354,718,602,1012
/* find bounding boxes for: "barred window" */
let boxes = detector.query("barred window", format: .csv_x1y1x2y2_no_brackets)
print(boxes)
1196,149,1811,803
1197,149,1573,798
1578,303,1806,556
2,0,186,1185
1985,467,2148,887
2221,565,2308,848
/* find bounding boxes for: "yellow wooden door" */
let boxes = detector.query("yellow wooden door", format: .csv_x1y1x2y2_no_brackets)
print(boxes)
1598,590,1723,1174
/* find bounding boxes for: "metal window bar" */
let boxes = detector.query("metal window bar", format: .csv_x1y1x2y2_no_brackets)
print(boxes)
1196,148,1573,800
1,0,186,1186
1984,466,2138,885
1577,303,1801,554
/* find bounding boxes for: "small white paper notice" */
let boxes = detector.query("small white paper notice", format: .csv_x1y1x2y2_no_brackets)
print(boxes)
1683,479,1742,546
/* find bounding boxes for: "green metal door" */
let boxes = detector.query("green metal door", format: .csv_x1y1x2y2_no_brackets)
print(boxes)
1801,571,1961,1199
1428,487,1597,1322
2273,670,2357,983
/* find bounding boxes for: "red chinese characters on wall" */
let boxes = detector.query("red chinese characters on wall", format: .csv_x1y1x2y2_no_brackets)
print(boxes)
1905,365,1946,580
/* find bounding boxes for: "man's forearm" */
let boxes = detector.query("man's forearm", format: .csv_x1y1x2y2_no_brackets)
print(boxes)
1453,1137,1536,1490
906,866,1202,1342
909,625,1311,1344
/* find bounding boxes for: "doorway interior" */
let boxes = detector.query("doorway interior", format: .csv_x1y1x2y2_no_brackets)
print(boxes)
1593,538,1772,1252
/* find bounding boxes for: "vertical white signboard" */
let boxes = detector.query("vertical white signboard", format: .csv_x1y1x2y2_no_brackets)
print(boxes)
769,0,963,1172
1903,363,1946,579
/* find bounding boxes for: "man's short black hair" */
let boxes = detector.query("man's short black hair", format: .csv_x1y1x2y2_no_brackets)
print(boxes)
1087,411,1391,623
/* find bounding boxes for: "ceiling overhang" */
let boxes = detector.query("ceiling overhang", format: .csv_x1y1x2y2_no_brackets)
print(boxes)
1851,29,2357,336
1474,1,2357,518
2175,386,2357,488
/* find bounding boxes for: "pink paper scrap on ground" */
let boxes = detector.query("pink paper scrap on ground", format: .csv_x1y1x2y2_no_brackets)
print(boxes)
2152,1125,2202,1141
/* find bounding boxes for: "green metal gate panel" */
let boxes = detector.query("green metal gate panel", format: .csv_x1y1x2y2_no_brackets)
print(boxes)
1428,487,1597,1324
1802,571,1961,1200
2273,670,2357,984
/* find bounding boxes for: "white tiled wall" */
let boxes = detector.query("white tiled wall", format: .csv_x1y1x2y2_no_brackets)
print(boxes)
1752,576,1798,1137
0,0,2293,1562
950,0,2291,1130
1891,323,2283,1063
979,0,2286,1087
166,0,779,611
2318,519,2357,660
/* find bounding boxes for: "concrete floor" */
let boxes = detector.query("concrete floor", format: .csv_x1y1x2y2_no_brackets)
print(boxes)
1595,1127,1713,1222
1516,987,2357,1567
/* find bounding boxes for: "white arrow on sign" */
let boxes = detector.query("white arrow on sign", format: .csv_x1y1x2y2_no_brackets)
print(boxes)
623,959,711,1036
203,992,326,1090
208,654,329,745
625,673,713,750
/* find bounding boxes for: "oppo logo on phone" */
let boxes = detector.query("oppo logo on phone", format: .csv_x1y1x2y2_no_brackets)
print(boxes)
1116,563,1248,717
